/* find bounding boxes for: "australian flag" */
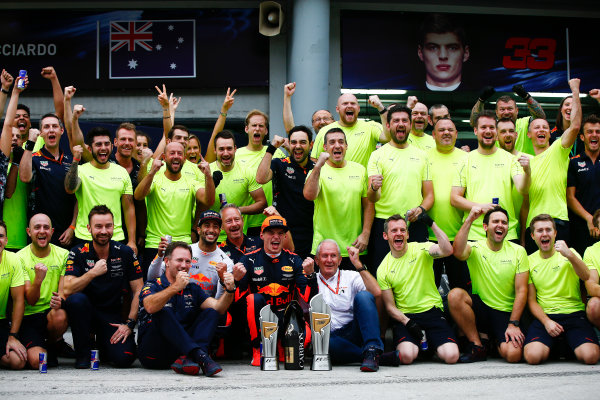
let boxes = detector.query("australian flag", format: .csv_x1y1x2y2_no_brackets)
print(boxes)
109,20,196,79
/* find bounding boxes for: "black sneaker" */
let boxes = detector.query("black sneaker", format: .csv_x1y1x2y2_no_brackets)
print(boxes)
379,350,401,367
191,348,222,377
57,339,76,358
47,352,59,368
459,342,487,363
360,347,381,372
75,358,89,369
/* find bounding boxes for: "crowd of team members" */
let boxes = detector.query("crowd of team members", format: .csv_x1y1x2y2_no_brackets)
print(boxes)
2,66,600,376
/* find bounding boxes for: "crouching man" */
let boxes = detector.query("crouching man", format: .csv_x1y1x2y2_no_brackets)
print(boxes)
137,241,237,376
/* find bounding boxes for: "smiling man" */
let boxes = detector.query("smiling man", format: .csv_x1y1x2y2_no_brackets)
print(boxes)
235,110,286,236
408,102,436,152
311,93,388,168
135,141,214,278
65,128,137,253
524,79,581,253
305,128,374,269
63,205,144,368
209,131,267,242
137,241,235,376
367,105,433,272
256,125,315,259
236,215,317,366
567,114,600,256
449,206,529,363
524,214,599,365
378,213,458,365
20,114,76,249
18,214,70,368
451,111,531,242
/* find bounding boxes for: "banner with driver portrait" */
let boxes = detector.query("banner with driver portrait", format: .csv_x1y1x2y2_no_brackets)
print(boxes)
341,10,598,93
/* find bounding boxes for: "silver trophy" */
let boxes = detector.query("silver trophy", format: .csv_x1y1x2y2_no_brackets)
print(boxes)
259,305,279,371
309,293,332,370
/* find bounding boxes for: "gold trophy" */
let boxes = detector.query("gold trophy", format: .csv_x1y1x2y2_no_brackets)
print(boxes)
259,305,279,371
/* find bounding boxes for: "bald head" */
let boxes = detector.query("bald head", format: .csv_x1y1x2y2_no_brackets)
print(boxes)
336,93,359,127
411,102,429,133
27,213,53,249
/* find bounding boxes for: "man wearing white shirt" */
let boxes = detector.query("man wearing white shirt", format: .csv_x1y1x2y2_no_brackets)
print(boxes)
147,210,242,298
315,239,397,371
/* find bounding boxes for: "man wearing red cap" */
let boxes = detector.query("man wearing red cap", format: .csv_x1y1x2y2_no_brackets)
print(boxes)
236,215,318,366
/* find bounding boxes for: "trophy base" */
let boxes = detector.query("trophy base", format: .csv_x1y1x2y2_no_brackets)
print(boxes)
311,355,332,371
261,356,279,371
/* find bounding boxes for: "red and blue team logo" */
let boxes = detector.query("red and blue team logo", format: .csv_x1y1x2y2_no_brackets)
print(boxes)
258,283,289,296
80,243,90,253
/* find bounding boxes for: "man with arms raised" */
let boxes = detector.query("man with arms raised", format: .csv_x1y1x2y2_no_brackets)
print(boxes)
471,84,546,156
64,127,136,253
449,206,529,363
257,125,315,259
311,93,388,168
524,79,581,253
135,141,214,277
451,110,530,243
209,131,267,242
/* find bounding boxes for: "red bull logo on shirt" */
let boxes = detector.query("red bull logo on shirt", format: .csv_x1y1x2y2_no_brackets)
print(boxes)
258,283,289,296
190,273,212,283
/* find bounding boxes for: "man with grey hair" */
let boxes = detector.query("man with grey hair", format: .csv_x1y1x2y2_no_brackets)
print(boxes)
315,239,398,371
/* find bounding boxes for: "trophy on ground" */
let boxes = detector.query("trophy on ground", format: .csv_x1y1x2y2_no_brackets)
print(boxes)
309,293,332,370
259,305,279,371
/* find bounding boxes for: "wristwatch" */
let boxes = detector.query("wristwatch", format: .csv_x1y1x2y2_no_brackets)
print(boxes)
125,318,136,330
508,320,520,327
356,263,368,273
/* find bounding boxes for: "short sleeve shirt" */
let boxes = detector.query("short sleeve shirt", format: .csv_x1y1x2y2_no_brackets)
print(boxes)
18,244,68,315
75,162,133,241
467,240,529,312
145,174,200,248
453,149,522,240
312,119,383,168
308,161,367,257
0,250,25,320
209,161,261,243
528,249,585,314
426,148,468,240
527,140,571,225
367,143,429,219
377,242,442,313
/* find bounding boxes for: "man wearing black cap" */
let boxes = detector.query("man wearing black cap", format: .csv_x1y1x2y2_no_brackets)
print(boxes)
147,210,245,298
237,215,318,366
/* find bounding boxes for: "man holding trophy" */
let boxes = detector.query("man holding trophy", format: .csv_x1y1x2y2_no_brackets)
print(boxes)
236,216,318,366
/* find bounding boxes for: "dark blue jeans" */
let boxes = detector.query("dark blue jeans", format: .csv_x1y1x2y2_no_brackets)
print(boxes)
329,291,383,364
